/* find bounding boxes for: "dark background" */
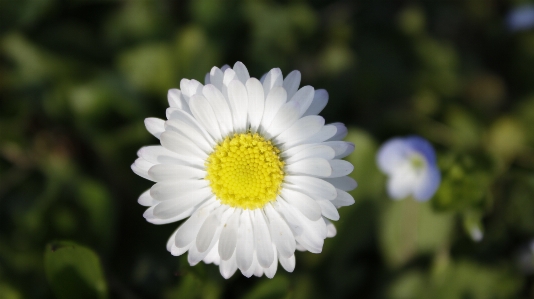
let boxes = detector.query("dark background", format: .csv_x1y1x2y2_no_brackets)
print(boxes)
1,0,534,298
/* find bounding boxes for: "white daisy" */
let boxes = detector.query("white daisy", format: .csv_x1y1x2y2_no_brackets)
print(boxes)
132,62,356,279
376,135,441,201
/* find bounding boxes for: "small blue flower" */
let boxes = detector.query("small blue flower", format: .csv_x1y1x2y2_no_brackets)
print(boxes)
376,136,441,201
506,4,534,32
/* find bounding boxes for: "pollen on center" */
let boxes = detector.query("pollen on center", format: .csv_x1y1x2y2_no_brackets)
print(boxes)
205,132,285,210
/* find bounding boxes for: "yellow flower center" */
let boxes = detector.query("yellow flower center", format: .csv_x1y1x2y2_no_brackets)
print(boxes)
205,133,285,209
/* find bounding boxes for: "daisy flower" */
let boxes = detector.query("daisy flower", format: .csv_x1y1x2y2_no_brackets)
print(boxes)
132,62,356,279
376,135,441,201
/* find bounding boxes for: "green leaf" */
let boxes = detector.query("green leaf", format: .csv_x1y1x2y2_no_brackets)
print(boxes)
380,200,453,267
44,241,108,299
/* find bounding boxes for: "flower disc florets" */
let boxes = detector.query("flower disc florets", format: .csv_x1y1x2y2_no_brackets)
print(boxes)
206,133,284,209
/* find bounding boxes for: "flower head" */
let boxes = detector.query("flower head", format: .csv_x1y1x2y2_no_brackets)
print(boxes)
376,135,440,201
132,62,356,278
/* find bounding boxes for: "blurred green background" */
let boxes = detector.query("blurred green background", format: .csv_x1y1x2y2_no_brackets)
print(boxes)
1,0,534,298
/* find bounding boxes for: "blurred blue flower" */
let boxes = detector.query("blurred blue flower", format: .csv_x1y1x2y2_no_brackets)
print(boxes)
376,136,441,201
506,5,534,32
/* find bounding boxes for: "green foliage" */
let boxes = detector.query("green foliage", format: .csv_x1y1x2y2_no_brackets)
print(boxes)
1,0,534,298
43,241,108,299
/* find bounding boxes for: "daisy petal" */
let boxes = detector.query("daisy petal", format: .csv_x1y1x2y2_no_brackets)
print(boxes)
246,78,265,133
316,199,340,221
227,80,249,132
138,189,158,206
236,210,254,271
283,70,301,99
131,158,155,182
209,67,224,91
289,86,314,116
266,101,301,138
144,118,165,139
328,160,354,178
160,131,208,161
284,175,337,200
196,212,222,253
175,199,218,248
331,189,355,207
220,250,238,279
285,158,332,178
279,254,296,272
303,89,328,117
148,164,206,181
280,188,322,221
284,144,336,163
264,245,278,279
219,209,241,261
276,115,325,147
233,61,250,83
260,87,287,131
264,204,295,258
323,176,358,191
252,209,274,268
202,84,233,136
262,68,283,95
189,94,223,141
150,181,210,201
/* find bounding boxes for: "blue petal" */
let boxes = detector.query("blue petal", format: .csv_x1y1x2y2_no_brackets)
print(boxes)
413,164,441,201
376,138,411,174
404,135,437,165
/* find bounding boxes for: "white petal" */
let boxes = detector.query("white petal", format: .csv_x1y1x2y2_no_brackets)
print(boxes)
202,84,233,136
144,118,165,139
322,141,352,157
303,89,328,117
289,86,314,117
221,64,230,72
279,254,295,272
166,108,216,146
209,67,224,91
316,199,340,221
273,198,303,236
285,158,332,177
264,245,278,279
196,210,223,253
219,208,241,261
138,145,202,168
222,68,237,99
165,120,213,154
262,68,283,95
300,124,337,144
246,78,265,133
260,87,287,131
331,189,355,207
168,89,190,112
227,80,249,132
283,70,301,99
175,199,218,247
264,204,296,258
204,72,210,85
284,144,336,164
284,175,337,200
150,180,210,201
171,243,191,256
275,115,325,147
203,243,221,265
219,250,238,279
280,188,322,221
387,167,418,200
167,226,181,251
278,199,326,253
233,61,250,83
181,79,203,98
138,189,158,206
325,218,337,238
241,253,258,278
131,158,155,181
152,189,212,218
236,210,254,271
143,205,194,225
265,101,301,138
189,94,223,141
252,209,274,268
323,176,358,191
148,164,206,181
160,131,208,161
327,123,348,141
328,160,354,178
